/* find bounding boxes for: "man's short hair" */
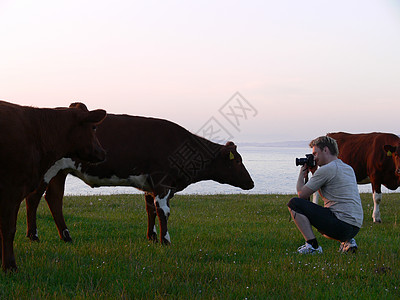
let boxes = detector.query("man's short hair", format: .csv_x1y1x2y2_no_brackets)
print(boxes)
309,136,339,156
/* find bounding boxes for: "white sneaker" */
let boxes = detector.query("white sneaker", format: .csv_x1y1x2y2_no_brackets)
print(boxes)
297,243,323,254
339,238,358,253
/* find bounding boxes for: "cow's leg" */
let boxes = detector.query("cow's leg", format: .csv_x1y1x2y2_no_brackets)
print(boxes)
154,190,172,245
372,184,383,223
26,181,47,241
0,200,21,272
145,192,158,242
312,192,319,204
44,172,72,242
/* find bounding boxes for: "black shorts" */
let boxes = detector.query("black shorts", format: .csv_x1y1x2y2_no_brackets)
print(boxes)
287,197,360,242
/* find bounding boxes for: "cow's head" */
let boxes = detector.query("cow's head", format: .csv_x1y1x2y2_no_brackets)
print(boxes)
67,102,107,163
384,144,400,175
213,141,254,190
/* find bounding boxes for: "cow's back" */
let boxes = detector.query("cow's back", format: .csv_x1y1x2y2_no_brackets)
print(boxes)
328,132,399,183
84,114,200,178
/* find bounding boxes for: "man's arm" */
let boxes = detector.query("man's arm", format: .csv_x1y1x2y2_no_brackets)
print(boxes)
296,165,315,199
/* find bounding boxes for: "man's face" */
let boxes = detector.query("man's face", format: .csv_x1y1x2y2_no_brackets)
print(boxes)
312,146,328,166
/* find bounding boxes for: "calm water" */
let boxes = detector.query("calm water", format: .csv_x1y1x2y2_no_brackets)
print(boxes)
64,146,392,196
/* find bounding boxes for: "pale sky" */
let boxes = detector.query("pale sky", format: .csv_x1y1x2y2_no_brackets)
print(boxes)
1,0,399,143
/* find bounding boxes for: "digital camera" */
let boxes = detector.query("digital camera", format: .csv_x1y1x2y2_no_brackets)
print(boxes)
295,154,315,167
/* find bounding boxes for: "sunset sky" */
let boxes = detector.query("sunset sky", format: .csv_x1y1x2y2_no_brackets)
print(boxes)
1,0,399,143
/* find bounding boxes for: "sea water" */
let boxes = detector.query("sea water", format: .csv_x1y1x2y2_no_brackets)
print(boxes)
64,146,393,196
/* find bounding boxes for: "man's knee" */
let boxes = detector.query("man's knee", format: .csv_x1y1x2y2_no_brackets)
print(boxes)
287,197,301,211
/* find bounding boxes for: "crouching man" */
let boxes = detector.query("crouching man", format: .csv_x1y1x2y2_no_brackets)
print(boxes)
288,136,363,254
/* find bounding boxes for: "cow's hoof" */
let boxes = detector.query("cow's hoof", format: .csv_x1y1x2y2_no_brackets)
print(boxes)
147,233,158,243
161,232,171,245
3,261,18,273
161,238,171,246
62,229,73,243
27,232,40,242
373,220,382,224
4,267,18,274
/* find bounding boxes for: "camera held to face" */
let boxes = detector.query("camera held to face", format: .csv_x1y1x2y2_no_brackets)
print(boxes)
295,154,315,168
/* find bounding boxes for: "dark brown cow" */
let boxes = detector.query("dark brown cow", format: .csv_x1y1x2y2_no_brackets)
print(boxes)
26,111,254,245
0,100,106,272
327,132,400,223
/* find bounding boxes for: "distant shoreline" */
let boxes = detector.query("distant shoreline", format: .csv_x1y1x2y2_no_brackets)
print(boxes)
238,141,309,148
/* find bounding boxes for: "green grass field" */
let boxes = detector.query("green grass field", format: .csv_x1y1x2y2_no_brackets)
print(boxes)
0,193,399,299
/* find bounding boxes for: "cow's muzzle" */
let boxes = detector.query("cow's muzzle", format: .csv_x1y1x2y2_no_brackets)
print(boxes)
242,180,255,190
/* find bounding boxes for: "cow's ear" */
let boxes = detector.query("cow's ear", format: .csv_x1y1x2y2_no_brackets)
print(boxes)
225,141,236,148
70,102,89,111
82,109,107,124
221,142,237,160
384,145,396,157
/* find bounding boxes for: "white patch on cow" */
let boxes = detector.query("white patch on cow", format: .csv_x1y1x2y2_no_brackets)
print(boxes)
77,173,150,190
44,158,79,183
155,190,171,219
164,231,171,243
153,225,157,235
373,192,382,222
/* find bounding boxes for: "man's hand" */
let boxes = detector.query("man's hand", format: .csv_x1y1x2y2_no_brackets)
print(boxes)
301,165,309,179
308,164,318,175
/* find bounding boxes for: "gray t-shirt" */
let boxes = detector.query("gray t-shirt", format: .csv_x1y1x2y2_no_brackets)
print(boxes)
305,159,363,228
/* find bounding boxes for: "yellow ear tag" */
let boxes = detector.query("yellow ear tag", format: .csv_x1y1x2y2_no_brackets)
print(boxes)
229,151,235,160
387,151,392,157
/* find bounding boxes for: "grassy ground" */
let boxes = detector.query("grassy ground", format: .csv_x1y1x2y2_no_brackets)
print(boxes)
0,193,399,299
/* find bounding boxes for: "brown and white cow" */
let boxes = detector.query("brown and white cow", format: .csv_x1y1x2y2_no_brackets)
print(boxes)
0,100,106,272
26,110,254,245
326,132,400,223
